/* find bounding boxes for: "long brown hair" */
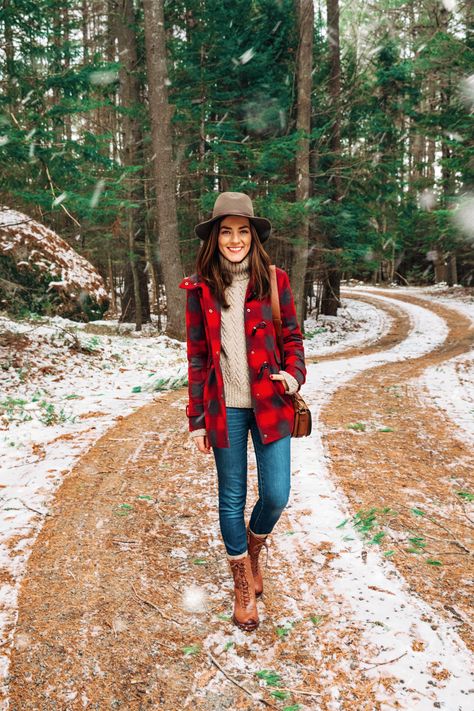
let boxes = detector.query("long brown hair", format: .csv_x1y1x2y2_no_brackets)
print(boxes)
195,219,271,309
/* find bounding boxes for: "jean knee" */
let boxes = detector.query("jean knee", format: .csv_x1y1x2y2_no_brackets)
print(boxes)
265,488,290,512
219,493,246,517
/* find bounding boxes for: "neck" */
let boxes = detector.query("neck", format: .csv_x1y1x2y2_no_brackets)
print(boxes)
218,251,251,280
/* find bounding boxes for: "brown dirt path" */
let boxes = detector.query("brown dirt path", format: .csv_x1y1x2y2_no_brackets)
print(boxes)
3,292,473,709
321,291,474,652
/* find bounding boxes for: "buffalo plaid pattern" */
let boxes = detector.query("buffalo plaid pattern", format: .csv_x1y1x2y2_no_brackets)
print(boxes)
179,267,306,448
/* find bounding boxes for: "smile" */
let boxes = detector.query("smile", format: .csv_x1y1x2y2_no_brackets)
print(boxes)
227,246,245,252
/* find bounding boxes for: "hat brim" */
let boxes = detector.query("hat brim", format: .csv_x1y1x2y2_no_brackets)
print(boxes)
194,213,272,243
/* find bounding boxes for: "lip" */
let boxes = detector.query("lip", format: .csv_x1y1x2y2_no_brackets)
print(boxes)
226,246,244,252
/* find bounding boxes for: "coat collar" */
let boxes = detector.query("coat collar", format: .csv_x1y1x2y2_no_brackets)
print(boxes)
179,273,201,290
179,273,256,301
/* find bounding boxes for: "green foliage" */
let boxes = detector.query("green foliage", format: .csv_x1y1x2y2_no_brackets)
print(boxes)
113,503,134,516
255,669,282,686
352,506,395,542
182,644,200,656
275,621,294,638
347,422,366,431
0,254,60,316
1,0,472,289
456,491,474,502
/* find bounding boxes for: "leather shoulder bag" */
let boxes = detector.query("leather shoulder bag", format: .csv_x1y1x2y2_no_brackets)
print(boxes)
269,265,312,438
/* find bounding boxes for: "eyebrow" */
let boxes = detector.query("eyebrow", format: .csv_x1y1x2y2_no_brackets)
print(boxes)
219,223,250,230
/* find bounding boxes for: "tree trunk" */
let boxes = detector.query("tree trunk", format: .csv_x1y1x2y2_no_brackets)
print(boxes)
320,268,340,316
290,0,314,330
113,0,151,328
433,248,447,283
447,253,457,287
143,0,185,341
107,254,117,315
321,0,342,315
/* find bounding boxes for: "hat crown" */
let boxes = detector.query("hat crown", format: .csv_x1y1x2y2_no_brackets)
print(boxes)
194,191,272,242
212,191,254,218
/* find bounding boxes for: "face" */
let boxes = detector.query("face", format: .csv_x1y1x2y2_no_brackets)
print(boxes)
217,215,252,262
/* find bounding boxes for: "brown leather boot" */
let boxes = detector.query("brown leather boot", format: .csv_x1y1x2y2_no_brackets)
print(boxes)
228,554,259,631
246,525,269,597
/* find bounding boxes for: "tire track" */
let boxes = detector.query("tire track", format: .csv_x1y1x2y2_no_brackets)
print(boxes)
307,292,411,363
319,291,474,651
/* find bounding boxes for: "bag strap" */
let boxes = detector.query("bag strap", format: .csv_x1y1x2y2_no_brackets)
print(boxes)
269,265,284,362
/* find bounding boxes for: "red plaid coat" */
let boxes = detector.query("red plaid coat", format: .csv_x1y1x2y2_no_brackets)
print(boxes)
178,267,306,448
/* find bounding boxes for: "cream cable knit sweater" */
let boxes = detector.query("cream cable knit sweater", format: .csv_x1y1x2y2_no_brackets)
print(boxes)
189,252,299,440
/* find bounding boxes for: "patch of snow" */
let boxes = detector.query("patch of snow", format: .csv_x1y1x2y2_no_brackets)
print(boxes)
347,285,474,445
287,292,472,708
0,315,187,689
304,297,392,357
420,314,474,446
0,206,108,314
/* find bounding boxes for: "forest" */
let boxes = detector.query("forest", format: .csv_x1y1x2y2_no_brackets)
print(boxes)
1,0,472,339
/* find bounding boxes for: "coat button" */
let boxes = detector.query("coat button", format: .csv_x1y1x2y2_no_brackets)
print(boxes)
256,393,260,397
184,281,189,285
246,308,250,312
209,308,213,313
251,350,255,354
264,434,268,438
215,350,219,355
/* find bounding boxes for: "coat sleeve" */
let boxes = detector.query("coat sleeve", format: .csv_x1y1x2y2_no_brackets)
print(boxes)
184,288,209,433
278,270,306,389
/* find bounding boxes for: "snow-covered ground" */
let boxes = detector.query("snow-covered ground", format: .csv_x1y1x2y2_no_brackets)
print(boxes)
348,284,474,446
284,291,473,709
1,287,473,708
303,297,392,356
0,315,187,682
405,288,474,447
190,288,473,710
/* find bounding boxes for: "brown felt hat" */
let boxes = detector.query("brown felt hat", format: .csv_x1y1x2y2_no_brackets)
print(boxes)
194,191,272,243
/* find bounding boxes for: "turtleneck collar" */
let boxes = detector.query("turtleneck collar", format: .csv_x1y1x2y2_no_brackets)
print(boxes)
218,251,251,281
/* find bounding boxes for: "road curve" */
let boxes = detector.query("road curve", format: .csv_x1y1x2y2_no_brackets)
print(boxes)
4,291,473,710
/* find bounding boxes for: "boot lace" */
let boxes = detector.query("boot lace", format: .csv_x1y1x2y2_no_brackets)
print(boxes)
234,560,251,606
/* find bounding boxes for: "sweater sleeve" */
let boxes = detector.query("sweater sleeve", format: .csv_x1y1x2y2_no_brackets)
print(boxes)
279,369,300,395
189,428,206,439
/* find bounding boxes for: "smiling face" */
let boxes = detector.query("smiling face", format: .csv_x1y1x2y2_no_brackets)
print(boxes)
217,215,252,262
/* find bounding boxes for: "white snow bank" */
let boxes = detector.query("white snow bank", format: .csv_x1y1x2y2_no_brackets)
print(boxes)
347,285,474,446
404,290,473,446
304,297,392,357
0,207,109,315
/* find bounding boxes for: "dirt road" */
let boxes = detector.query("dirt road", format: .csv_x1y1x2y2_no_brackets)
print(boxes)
3,291,473,710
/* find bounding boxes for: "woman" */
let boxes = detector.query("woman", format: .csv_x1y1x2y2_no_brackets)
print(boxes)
179,192,306,631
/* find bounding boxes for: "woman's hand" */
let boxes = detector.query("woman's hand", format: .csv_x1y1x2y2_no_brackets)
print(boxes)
193,434,211,454
270,373,289,391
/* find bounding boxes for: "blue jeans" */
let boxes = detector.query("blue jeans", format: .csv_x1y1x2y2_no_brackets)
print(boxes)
212,407,291,556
